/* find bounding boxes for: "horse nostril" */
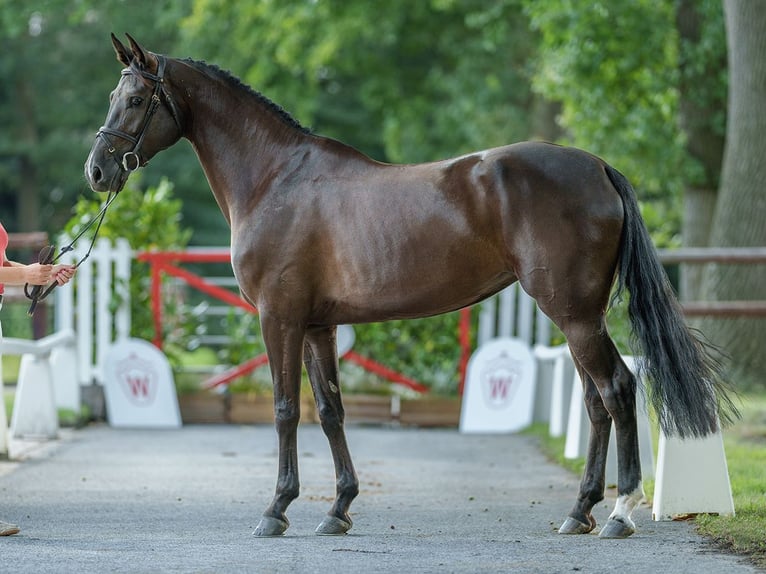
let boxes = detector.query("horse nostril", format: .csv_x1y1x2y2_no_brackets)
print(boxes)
91,165,103,184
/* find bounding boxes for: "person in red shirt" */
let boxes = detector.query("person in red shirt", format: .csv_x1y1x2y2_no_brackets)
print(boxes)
0,221,76,536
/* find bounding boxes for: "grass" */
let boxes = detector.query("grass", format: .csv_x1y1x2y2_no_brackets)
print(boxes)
695,394,766,568
529,393,766,568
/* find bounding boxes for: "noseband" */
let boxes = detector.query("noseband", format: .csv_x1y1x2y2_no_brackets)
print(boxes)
97,55,183,172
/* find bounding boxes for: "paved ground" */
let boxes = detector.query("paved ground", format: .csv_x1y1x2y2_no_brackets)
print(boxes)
0,424,759,574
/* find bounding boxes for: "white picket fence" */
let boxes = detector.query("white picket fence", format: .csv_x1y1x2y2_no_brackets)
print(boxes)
54,237,133,386
477,283,551,347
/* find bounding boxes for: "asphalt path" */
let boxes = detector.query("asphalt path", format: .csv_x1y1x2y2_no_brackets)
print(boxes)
0,424,759,573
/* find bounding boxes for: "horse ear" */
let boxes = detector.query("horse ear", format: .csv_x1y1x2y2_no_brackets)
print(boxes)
111,33,132,67
125,33,151,70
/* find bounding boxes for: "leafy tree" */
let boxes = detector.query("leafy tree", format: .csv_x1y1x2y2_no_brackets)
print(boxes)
0,1,204,237
676,0,727,299
523,0,686,214
181,0,538,163
525,1,765,387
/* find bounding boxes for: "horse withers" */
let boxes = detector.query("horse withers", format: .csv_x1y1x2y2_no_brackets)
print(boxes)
85,34,737,539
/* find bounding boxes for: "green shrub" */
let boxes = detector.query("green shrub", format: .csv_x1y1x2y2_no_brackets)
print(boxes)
63,176,192,359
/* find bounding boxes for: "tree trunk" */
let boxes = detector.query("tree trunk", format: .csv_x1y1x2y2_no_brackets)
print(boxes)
676,0,726,301
701,0,766,388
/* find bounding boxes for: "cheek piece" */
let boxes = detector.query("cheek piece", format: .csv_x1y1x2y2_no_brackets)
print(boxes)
96,54,182,173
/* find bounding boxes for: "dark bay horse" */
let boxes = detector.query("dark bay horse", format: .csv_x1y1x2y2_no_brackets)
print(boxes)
85,34,736,539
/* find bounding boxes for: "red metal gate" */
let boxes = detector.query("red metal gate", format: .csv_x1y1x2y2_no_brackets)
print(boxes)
137,249,471,393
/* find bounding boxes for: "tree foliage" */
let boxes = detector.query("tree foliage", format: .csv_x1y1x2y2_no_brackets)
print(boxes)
0,1,191,235
523,1,686,207
181,0,537,163
3,1,763,389
700,0,766,388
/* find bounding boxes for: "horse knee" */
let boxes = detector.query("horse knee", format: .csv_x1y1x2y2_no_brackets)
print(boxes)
317,402,344,433
274,398,300,430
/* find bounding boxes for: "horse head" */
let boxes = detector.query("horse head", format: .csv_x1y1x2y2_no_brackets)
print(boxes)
84,34,184,193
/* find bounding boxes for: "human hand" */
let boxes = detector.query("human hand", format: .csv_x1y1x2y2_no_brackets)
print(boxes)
53,264,76,285
24,263,54,285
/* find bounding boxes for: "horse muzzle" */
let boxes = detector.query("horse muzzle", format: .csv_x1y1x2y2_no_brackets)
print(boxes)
84,150,128,193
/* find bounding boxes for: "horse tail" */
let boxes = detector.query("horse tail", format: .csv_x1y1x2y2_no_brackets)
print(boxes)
605,163,738,438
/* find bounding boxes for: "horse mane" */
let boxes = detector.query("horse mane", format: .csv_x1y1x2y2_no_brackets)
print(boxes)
180,58,312,135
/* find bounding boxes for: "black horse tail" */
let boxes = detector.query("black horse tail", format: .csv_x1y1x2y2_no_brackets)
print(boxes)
605,164,739,438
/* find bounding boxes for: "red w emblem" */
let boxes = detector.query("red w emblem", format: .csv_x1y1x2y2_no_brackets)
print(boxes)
125,374,151,398
116,353,158,406
487,375,512,401
481,352,521,409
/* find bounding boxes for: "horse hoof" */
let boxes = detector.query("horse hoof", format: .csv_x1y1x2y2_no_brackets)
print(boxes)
253,516,289,537
558,516,596,535
315,515,352,535
598,517,635,539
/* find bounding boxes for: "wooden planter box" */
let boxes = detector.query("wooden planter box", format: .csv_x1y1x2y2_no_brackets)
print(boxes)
400,397,462,427
177,391,228,424
178,391,461,428
177,391,316,425
227,393,276,424
343,394,394,424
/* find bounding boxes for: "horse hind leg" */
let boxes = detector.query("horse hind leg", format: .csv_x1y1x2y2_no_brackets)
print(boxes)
561,320,644,539
303,325,359,535
558,355,611,535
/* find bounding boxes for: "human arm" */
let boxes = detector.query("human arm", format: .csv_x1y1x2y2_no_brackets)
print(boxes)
0,258,54,286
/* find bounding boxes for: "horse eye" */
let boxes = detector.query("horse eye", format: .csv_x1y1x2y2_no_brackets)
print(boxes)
129,96,144,107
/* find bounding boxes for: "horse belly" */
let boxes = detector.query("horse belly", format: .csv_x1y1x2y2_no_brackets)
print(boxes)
322,236,514,323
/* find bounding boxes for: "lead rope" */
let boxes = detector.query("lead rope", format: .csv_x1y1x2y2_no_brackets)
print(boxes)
25,191,119,316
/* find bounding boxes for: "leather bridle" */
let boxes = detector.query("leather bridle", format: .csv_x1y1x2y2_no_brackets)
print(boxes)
25,56,183,315
96,55,183,173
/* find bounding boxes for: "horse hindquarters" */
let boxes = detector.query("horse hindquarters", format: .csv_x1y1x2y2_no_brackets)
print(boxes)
509,156,643,537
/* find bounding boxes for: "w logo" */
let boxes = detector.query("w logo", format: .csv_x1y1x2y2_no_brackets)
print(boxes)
125,374,151,399
117,353,158,406
487,375,512,401
481,353,521,409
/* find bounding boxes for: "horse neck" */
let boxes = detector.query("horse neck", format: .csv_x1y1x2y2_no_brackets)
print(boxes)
174,62,311,222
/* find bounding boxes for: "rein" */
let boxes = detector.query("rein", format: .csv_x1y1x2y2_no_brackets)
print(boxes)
25,191,119,316
97,55,182,173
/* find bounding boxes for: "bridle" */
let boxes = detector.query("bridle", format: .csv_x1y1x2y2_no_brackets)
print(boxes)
96,54,183,173
25,56,183,315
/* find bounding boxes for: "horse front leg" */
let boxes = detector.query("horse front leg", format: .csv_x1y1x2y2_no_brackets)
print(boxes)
253,315,305,537
303,325,359,535
559,357,611,535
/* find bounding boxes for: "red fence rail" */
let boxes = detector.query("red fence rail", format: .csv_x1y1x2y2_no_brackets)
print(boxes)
136,246,764,396
136,250,431,393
